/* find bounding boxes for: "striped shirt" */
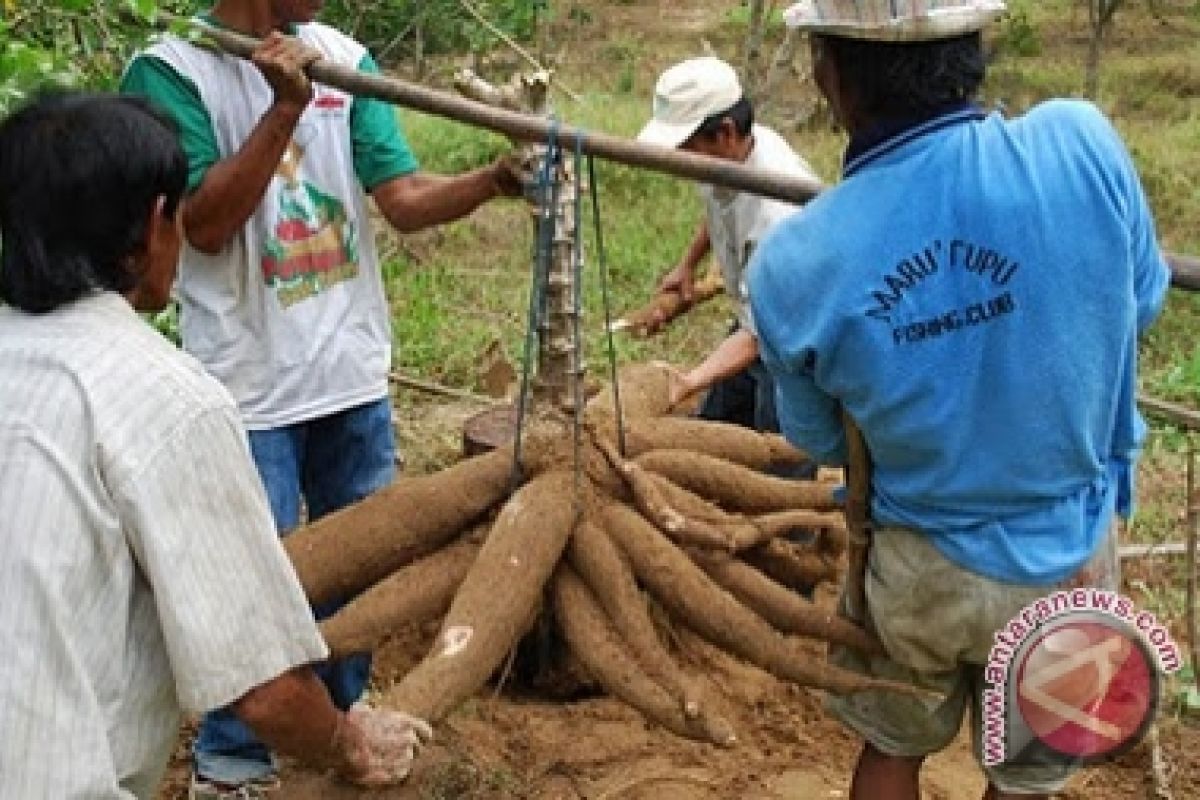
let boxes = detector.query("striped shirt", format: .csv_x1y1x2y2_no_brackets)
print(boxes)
0,292,328,799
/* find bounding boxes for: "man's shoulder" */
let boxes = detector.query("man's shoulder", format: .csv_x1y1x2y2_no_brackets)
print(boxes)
750,124,822,186
296,20,368,63
1011,99,1116,145
138,26,219,67
62,297,235,418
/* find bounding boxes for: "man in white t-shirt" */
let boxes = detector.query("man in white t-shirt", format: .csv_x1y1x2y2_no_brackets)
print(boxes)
637,56,821,430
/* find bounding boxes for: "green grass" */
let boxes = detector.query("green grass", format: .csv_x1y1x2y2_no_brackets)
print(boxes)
386,91,721,389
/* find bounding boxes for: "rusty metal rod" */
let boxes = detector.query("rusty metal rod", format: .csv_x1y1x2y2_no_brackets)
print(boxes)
156,12,1199,288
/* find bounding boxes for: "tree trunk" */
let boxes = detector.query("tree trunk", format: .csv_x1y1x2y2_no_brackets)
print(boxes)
413,8,426,81
1085,0,1124,100
741,0,768,101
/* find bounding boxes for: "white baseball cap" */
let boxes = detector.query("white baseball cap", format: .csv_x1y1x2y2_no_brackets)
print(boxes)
784,0,1007,42
637,57,743,149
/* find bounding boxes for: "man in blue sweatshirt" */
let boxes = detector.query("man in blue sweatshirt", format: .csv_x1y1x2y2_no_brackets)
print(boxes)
749,2,1171,798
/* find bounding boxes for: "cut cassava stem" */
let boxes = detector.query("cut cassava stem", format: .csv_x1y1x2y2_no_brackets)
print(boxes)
285,446,513,606
320,538,480,659
384,471,579,722
600,501,919,697
568,518,703,718
635,449,839,513
553,567,737,747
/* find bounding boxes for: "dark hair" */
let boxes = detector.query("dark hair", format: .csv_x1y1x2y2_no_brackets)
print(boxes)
818,32,986,119
0,92,187,313
690,96,754,141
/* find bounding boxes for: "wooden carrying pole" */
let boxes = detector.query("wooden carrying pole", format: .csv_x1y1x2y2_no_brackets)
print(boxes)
157,13,822,207
161,13,1200,288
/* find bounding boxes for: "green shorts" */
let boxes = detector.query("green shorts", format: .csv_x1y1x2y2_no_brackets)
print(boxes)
826,525,1119,795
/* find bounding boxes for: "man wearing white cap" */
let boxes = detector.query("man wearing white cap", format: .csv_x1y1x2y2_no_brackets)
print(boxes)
637,56,820,430
748,2,1170,798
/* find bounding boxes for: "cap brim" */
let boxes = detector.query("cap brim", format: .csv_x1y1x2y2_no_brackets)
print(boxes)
636,118,700,149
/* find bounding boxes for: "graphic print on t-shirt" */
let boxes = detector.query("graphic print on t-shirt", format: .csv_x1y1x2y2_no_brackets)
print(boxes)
863,238,1021,346
261,125,359,307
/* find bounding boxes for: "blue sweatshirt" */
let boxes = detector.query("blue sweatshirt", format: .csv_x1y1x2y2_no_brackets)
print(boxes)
749,100,1170,585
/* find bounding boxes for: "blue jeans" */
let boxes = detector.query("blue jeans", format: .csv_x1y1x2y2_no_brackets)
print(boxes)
193,397,397,784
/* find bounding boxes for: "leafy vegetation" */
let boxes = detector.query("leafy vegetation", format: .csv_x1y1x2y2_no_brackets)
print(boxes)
0,0,192,110
0,0,538,111
321,0,539,61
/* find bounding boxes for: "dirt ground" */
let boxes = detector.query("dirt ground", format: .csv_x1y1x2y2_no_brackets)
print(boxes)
148,402,1200,800
153,2,1200,797
156,576,1200,800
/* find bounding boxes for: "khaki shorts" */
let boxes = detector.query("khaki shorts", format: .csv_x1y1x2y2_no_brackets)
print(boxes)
826,525,1119,795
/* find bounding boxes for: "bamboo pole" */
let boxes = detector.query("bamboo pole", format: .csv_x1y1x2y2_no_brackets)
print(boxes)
154,11,823,207
153,12,1199,286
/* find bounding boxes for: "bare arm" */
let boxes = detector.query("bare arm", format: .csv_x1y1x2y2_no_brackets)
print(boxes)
669,328,759,407
232,667,345,771
182,33,318,254
660,219,711,298
644,220,712,334
371,161,515,234
233,666,431,785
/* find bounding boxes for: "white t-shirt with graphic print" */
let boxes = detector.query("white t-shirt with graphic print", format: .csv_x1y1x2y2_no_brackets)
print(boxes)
146,23,393,429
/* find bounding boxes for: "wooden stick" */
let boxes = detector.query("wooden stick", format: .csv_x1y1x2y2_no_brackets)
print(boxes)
1139,393,1200,431
387,370,498,404
1148,722,1174,799
455,0,581,102
1168,251,1200,293
1188,442,1200,703
841,412,871,624
1119,541,1190,559
147,12,1200,282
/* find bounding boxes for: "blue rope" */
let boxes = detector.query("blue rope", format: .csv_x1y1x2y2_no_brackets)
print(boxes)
570,130,586,500
587,152,626,456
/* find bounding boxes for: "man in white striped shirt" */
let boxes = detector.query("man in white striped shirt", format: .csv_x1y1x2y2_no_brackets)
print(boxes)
0,93,429,799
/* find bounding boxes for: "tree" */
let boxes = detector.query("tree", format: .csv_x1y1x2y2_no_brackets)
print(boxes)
1085,0,1124,98
0,0,196,112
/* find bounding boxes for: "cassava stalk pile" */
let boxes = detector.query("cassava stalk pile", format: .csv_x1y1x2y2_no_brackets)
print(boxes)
284,363,912,748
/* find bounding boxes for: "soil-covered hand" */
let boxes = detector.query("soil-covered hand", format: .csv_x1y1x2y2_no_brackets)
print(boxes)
333,704,434,787
252,32,322,112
